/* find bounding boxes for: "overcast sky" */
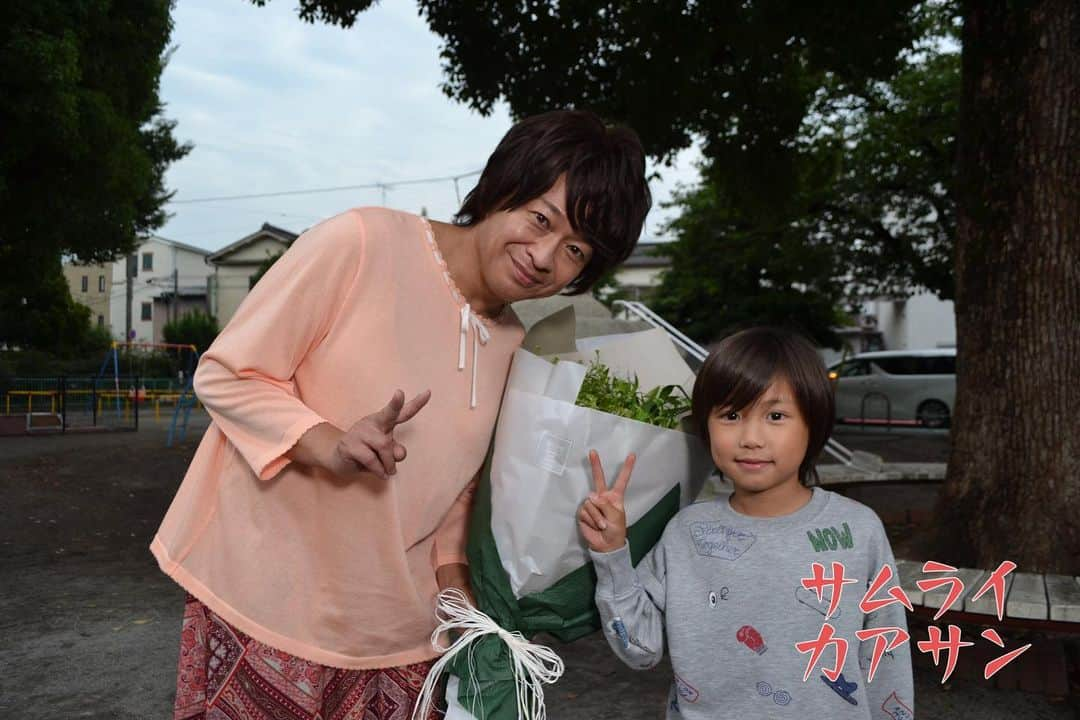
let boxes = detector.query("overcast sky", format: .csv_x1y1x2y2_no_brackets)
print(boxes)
157,0,703,252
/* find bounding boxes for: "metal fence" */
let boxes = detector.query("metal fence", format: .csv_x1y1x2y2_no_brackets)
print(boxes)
0,376,195,433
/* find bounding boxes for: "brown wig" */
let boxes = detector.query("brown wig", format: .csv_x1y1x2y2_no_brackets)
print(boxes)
454,110,651,294
691,327,835,485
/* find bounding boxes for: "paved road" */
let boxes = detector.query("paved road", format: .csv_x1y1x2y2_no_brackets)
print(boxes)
0,417,1074,719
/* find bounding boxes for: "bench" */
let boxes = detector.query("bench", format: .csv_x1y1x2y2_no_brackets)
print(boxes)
895,559,1080,632
895,559,1080,696
815,470,1080,632
816,467,1079,694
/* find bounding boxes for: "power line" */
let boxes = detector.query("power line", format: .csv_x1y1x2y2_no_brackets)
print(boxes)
168,170,482,205
171,201,323,222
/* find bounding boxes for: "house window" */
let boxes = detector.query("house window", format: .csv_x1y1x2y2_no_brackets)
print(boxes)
97,315,105,328
142,252,153,272
141,302,152,321
98,275,105,292
81,275,88,292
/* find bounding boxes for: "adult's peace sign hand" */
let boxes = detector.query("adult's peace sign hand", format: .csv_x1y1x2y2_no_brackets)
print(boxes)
333,389,431,480
577,450,636,554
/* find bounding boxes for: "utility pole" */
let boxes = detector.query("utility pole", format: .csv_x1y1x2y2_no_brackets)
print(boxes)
173,267,179,324
125,254,135,341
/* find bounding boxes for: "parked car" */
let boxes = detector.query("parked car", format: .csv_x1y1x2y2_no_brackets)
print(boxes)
828,349,956,428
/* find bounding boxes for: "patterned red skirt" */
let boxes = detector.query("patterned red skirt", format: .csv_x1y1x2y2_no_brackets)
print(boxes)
173,594,443,720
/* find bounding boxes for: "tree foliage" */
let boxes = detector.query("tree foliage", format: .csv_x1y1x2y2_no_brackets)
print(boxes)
653,175,849,347
653,8,960,345
256,0,962,344
0,1,190,353
258,0,918,158
821,20,959,302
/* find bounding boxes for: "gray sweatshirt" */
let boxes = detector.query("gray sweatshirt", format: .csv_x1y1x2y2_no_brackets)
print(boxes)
590,487,914,719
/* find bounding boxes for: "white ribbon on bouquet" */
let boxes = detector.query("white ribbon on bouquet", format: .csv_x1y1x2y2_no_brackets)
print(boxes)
412,588,565,720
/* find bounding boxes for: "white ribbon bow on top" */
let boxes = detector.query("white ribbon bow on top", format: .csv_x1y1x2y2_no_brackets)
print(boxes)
459,304,491,409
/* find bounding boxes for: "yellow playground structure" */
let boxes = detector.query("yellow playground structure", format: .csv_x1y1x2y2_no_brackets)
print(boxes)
0,342,203,443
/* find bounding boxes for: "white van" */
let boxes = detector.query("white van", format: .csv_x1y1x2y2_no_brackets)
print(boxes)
828,349,956,428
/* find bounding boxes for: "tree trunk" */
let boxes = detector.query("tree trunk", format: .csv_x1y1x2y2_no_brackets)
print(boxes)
933,0,1080,574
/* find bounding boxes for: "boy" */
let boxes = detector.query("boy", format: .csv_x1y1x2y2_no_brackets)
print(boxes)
579,327,914,718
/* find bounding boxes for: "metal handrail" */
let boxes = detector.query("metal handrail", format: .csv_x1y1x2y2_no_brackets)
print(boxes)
824,437,855,464
612,300,708,362
610,299,874,470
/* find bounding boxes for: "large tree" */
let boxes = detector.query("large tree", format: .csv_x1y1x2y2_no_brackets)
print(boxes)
265,0,1079,572
0,1,189,354
932,1,1079,574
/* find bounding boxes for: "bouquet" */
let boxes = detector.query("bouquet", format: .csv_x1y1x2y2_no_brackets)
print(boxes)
415,307,712,720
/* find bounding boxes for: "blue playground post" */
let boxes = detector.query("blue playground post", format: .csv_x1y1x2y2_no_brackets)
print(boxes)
167,347,200,447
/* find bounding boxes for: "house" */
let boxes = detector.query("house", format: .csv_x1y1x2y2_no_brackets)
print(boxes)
61,261,112,331
108,236,213,343
151,287,214,344
206,223,298,327
859,292,956,351
611,240,671,301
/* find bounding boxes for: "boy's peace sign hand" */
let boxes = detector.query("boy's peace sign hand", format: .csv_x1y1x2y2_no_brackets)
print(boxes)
578,450,636,553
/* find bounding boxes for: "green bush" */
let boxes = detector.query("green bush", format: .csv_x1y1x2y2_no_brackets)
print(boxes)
163,310,219,353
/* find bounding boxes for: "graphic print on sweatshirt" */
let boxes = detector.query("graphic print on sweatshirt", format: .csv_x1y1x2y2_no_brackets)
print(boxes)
821,672,859,706
858,644,896,673
609,616,630,649
689,522,756,560
673,673,700,703
795,585,843,619
707,587,730,608
736,624,768,655
755,680,792,706
806,521,855,552
882,690,914,720
609,616,654,656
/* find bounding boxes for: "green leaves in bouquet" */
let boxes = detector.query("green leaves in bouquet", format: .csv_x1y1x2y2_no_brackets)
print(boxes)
575,353,690,429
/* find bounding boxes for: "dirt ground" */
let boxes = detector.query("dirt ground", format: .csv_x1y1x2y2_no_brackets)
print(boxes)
0,416,1075,719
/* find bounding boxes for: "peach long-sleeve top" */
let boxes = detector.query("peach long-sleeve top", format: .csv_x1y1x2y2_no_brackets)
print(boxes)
151,207,524,669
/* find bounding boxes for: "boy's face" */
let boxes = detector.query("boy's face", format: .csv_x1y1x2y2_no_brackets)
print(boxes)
707,377,810,498
473,174,594,302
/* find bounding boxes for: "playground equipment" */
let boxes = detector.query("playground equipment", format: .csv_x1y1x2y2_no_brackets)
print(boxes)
97,342,200,446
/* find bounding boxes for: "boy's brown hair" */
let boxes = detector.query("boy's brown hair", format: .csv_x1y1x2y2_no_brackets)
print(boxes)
691,327,835,485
